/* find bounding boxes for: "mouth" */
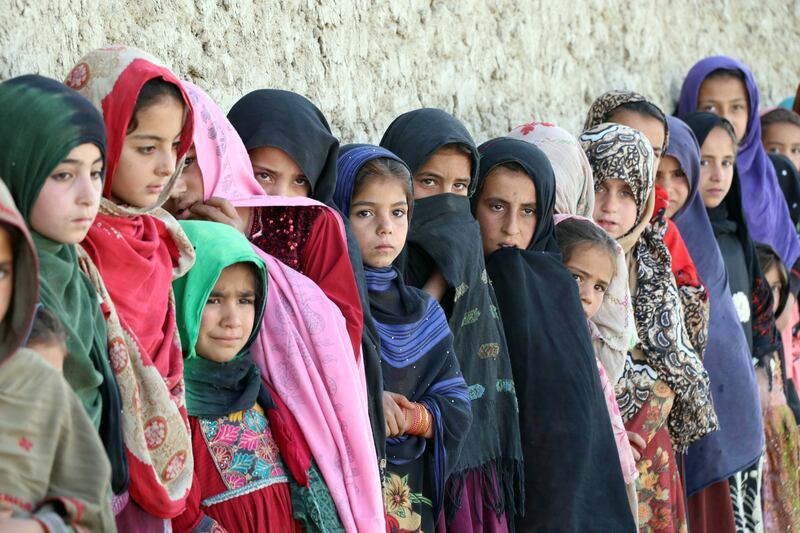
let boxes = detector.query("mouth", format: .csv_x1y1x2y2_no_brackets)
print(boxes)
146,184,165,195
211,336,242,346
498,242,517,249
173,203,195,220
71,216,94,225
374,244,395,251
596,219,618,229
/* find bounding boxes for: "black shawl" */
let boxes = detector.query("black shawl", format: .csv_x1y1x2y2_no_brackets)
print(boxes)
770,152,800,228
474,138,635,532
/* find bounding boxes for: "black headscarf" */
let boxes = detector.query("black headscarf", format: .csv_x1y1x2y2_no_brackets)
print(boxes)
378,112,525,521
685,112,780,367
228,89,339,203
769,152,800,228
474,137,635,532
379,108,480,194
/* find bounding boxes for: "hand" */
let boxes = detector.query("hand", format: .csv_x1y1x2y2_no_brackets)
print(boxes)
627,431,646,462
422,270,449,302
189,197,249,234
0,516,45,533
383,391,415,437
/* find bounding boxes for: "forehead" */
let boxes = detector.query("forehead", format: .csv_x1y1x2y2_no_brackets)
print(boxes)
763,121,800,139
215,262,258,287
566,243,615,280
658,155,681,172
418,147,472,175
698,76,748,101
249,146,302,172
701,126,737,153
352,175,409,202
482,167,536,201
600,178,632,192
609,110,665,149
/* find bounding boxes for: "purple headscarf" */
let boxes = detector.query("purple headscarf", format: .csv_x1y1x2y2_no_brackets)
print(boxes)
667,116,764,494
677,55,800,272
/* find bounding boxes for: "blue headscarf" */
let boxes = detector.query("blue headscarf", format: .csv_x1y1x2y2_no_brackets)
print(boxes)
333,144,409,217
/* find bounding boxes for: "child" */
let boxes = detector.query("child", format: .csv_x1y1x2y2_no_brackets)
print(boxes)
581,123,717,533
380,109,524,531
769,153,800,230
333,145,472,533
554,215,641,522
170,83,385,531
755,243,800,533
0,74,128,495
172,220,343,532
678,56,800,295
474,137,635,532
26,306,67,371
664,115,764,533
0,180,115,532
685,111,782,532
761,107,800,171
65,46,196,526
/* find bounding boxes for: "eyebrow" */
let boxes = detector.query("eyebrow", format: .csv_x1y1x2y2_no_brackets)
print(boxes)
209,289,257,297
129,134,169,142
60,157,103,165
571,266,609,285
351,200,408,207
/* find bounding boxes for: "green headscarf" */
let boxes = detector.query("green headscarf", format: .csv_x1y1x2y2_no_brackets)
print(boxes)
0,75,128,492
173,220,268,417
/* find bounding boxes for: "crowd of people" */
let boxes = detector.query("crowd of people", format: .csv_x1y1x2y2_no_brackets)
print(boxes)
1,44,800,533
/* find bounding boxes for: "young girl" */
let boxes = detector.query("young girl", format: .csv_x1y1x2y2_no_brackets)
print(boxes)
581,123,717,532
678,56,800,295
0,180,115,532
474,137,635,532
0,74,128,494
761,107,800,171
755,243,800,533
554,215,641,521
684,111,780,532
380,109,523,531
64,46,196,526
172,220,342,532
333,144,472,533
663,115,764,533
168,83,385,531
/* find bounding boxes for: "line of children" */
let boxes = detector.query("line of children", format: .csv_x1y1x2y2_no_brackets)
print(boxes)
3,45,800,533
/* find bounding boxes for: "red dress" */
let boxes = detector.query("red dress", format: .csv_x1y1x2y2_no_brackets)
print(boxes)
172,404,302,533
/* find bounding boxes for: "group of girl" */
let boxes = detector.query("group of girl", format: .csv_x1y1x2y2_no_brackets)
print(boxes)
0,44,799,533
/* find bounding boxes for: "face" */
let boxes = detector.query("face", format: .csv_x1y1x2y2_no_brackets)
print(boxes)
164,145,204,219
697,76,750,142
113,96,185,208
30,341,66,372
475,167,537,255
29,143,103,244
413,147,472,199
608,109,666,161
764,264,783,314
195,263,258,363
763,122,800,171
655,156,690,219
349,176,409,268
249,146,311,197
564,243,615,319
592,179,638,239
698,126,737,208
0,227,13,324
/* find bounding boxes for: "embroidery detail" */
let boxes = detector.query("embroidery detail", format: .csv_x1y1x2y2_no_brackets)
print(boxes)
199,407,288,496
17,437,32,452
454,283,469,301
468,384,486,400
489,304,500,320
461,308,480,327
496,379,515,394
144,417,167,449
478,343,500,359
480,269,488,283
65,62,90,90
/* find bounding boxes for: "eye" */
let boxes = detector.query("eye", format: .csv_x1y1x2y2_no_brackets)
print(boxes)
184,156,196,167
791,147,800,155
701,104,717,112
699,158,710,167
172,141,181,151
767,147,780,154
239,297,256,305
354,209,373,218
293,177,310,187
392,208,407,217
138,146,156,155
419,178,436,187
50,171,73,182
732,104,745,112
206,297,221,305
522,207,537,216
594,183,606,193
572,273,582,283
490,203,505,212
90,170,104,180
255,172,273,182
620,189,633,198
453,182,468,191
594,284,607,293
722,160,734,168
0,266,9,281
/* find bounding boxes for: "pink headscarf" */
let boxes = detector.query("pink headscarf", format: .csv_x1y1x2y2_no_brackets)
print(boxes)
184,81,384,531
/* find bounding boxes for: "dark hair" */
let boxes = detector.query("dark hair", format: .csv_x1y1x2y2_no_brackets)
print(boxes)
352,157,413,210
555,218,618,275
27,305,67,349
610,100,668,147
756,243,789,317
705,68,746,82
761,107,800,130
127,77,185,134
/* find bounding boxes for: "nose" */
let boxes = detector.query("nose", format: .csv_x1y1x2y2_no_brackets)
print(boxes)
155,148,177,178
579,282,593,304
502,212,520,236
708,163,722,183
220,301,242,329
376,212,393,235
75,170,101,207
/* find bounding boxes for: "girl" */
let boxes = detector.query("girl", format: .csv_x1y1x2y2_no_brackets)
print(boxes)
761,107,800,171
581,123,717,532
678,56,800,294
172,220,341,532
0,74,128,493
64,46,196,527
225,89,387,466
684,111,780,532
379,109,523,532
0,180,115,532
663,115,764,533
755,243,800,533
473,137,635,532
169,83,385,532
768,153,800,231
333,144,472,533
554,215,640,522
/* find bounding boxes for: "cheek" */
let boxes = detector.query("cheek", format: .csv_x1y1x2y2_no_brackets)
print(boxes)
620,201,639,230
241,307,257,339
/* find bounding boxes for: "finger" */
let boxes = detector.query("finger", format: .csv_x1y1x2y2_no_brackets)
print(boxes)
627,431,646,450
206,197,239,219
190,204,233,225
395,395,416,410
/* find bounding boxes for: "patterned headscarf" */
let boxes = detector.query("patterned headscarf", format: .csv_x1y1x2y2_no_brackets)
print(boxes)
580,123,718,451
508,121,595,218
584,90,669,156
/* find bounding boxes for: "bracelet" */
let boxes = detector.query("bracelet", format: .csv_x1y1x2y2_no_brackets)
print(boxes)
405,403,432,436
